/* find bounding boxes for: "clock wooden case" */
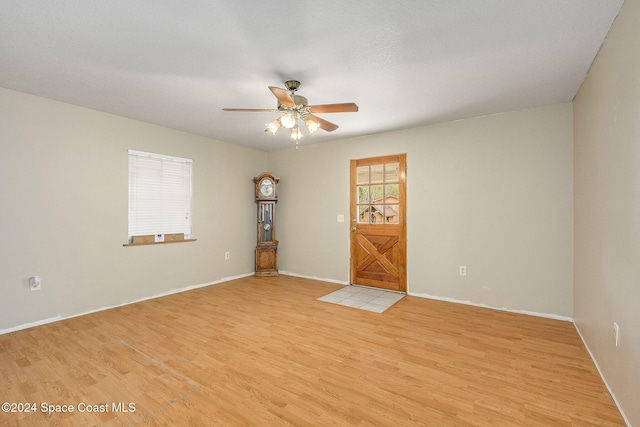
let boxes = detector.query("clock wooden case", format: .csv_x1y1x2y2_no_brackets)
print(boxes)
253,172,279,276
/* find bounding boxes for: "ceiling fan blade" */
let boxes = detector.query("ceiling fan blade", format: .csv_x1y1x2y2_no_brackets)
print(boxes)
305,114,339,132
308,103,359,113
222,108,279,112
268,86,295,106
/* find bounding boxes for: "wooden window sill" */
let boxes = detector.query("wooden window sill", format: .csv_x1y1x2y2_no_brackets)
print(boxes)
123,239,197,247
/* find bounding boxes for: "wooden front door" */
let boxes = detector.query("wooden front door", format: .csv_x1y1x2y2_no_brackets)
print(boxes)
350,154,407,292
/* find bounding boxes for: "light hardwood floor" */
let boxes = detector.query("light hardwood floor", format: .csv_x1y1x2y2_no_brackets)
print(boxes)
0,275,624,426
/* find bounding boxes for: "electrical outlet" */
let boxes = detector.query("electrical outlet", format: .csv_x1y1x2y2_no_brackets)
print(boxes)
613,322,620,347
459,266,467,276
224,252,230,260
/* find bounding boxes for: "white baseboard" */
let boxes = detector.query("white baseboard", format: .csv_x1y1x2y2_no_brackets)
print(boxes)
278,270,349,286
573,323,630,426
0,316,66,335
407,291,573,322
0,272,254,335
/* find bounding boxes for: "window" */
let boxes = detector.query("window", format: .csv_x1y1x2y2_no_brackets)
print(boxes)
356,162,400,224
128,150,193,242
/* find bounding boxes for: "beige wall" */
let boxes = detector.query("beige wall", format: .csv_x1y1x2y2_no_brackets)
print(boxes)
573,0,640,423
268,103,574,318
0,87,266,332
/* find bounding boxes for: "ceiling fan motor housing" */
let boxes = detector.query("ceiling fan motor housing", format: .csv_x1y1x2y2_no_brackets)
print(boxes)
284,80,301,92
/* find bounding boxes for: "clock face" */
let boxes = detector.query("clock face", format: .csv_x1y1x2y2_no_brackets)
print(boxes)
260,179,274,197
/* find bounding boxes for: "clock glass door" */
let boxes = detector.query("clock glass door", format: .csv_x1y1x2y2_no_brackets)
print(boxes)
259,202,275,243
350,154,406,292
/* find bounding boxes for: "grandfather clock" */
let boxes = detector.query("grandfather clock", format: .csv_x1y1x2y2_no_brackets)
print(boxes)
253,172,279,276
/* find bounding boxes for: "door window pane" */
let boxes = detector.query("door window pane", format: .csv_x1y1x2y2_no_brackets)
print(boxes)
385,184,399,200
370,164,384,184
385,205,400,224
358,205,370,223
385,163,399,182
357,186,369,204
356,166,369,185
370,185,383,203
370,206,381,223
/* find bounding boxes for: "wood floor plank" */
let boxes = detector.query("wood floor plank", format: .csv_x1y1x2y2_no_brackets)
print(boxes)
0,275,625,426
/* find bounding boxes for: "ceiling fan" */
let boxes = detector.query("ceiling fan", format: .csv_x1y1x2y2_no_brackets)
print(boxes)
222,80,358,144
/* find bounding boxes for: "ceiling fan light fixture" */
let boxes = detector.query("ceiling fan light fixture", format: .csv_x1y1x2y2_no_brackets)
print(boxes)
280,113,296,129
265,120,280,134
290,126,303,141
305,118,320,134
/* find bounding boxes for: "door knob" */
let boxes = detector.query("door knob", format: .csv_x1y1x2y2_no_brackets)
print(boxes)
351,227,357,231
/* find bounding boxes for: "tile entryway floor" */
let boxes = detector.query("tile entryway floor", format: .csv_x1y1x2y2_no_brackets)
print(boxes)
317,285,405,313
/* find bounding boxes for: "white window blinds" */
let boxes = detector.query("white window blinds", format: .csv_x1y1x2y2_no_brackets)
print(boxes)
128,150,193,240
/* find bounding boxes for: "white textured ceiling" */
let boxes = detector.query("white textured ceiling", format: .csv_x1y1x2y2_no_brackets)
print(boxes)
0,1,624,151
